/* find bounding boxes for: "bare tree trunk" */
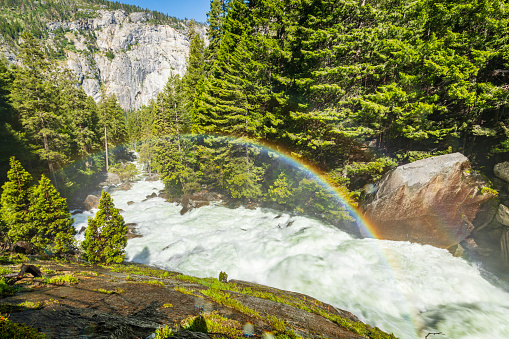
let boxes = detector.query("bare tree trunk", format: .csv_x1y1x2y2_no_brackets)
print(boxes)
40,115,58,190
105,126,109,172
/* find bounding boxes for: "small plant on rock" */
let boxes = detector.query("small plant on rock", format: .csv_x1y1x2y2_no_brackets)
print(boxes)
219,271,228,283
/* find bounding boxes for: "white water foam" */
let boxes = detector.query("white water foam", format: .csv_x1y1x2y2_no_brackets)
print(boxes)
74,178,509,339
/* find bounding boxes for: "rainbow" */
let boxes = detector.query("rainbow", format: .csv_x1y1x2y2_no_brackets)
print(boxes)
60,134,424,337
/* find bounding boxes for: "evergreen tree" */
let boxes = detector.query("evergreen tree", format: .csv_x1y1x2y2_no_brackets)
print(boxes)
29,174,75,253
206,0,228,65
182,22,206,112
82,191,127,264
155,73,188,137
0,157,33,242
98,92,127,171
10,32,69,187
193,0,271,138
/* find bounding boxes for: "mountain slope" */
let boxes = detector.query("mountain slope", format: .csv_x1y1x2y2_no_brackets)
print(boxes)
0,0,206,110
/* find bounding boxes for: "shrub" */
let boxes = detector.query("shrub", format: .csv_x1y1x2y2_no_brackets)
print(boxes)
218,271,228,283
0,314,46,338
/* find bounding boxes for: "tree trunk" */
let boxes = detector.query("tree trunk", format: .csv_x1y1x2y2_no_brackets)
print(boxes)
105,126,109,172
40,115,58,190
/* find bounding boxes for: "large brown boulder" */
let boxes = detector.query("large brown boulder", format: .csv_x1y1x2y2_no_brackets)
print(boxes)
83,195,100,210
362,153,496,248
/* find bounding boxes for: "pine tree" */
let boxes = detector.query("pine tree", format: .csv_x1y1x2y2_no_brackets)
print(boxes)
98,92,127,171
182,22,206,112
29,174,76,253
82,191,127,264
206,0,228,65
10,32,69,187
0,157,33,242
193,0,270,138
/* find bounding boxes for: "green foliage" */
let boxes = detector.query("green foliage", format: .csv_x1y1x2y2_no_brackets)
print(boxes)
182,314,208,333
268,172,294,205
0,314,46,339
218,271,228,283
0,277,17,297
110,162,139,182
105,51,115,60
0,157,33,241
181,312,244,338
82,191,127,264
41,274,79,285
29,174,76,253
154,326,174,339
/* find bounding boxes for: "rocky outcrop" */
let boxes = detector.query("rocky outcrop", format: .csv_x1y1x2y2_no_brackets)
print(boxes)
179,191,222,215
494,161,509,183
4,10,206,111
362,153,496,248
56,10,191,110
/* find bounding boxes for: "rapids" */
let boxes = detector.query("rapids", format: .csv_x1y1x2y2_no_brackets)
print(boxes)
73,178,509,339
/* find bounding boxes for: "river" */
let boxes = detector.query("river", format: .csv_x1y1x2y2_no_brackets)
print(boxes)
73,177,509,339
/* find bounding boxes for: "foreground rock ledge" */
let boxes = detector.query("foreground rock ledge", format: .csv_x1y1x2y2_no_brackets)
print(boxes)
0,260,394,339
362,153,496,248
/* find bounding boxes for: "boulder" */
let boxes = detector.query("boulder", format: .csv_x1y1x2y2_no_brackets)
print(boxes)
496,205,509,227
118,183,132,191
363,153,496,248
145,192,157,199
494,162,509,183
127,201,135,206
84,195,100,210
179,193,213,215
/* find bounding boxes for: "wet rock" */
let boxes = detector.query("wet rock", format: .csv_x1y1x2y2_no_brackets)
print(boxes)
496,204,509,227
146,192,157,199
448,243,465,257
71,209,84,215
127,201,135,206
494,162,509,183
14,241,34,254
84,195,100,210
79,226,86,234
179,193,213,215
363,153,496,248
157,191,169,200
118,182,133,191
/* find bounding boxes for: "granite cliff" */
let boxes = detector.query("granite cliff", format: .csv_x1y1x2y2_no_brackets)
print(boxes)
1,4,206,110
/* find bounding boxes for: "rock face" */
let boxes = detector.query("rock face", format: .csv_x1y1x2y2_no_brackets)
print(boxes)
3,10,206,111
494,161,509,183
363,153,496,248
56,10,202,110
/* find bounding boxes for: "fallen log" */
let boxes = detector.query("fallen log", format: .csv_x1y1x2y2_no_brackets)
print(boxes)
3,264,42,283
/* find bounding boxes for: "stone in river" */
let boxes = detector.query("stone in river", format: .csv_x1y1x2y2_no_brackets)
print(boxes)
363,153,496,248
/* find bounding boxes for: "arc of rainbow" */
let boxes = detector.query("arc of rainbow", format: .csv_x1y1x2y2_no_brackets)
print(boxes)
58,134,422,337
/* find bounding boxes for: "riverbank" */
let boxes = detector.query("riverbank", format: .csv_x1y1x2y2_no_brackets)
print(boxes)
0,255,394,339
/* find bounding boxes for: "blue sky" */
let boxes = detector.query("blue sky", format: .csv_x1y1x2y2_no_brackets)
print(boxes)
118,0,211,23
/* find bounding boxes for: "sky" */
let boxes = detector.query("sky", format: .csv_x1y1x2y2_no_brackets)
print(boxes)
118,0,211,23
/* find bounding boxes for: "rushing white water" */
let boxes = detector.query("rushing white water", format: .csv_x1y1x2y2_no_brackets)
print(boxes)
73,178,509,339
